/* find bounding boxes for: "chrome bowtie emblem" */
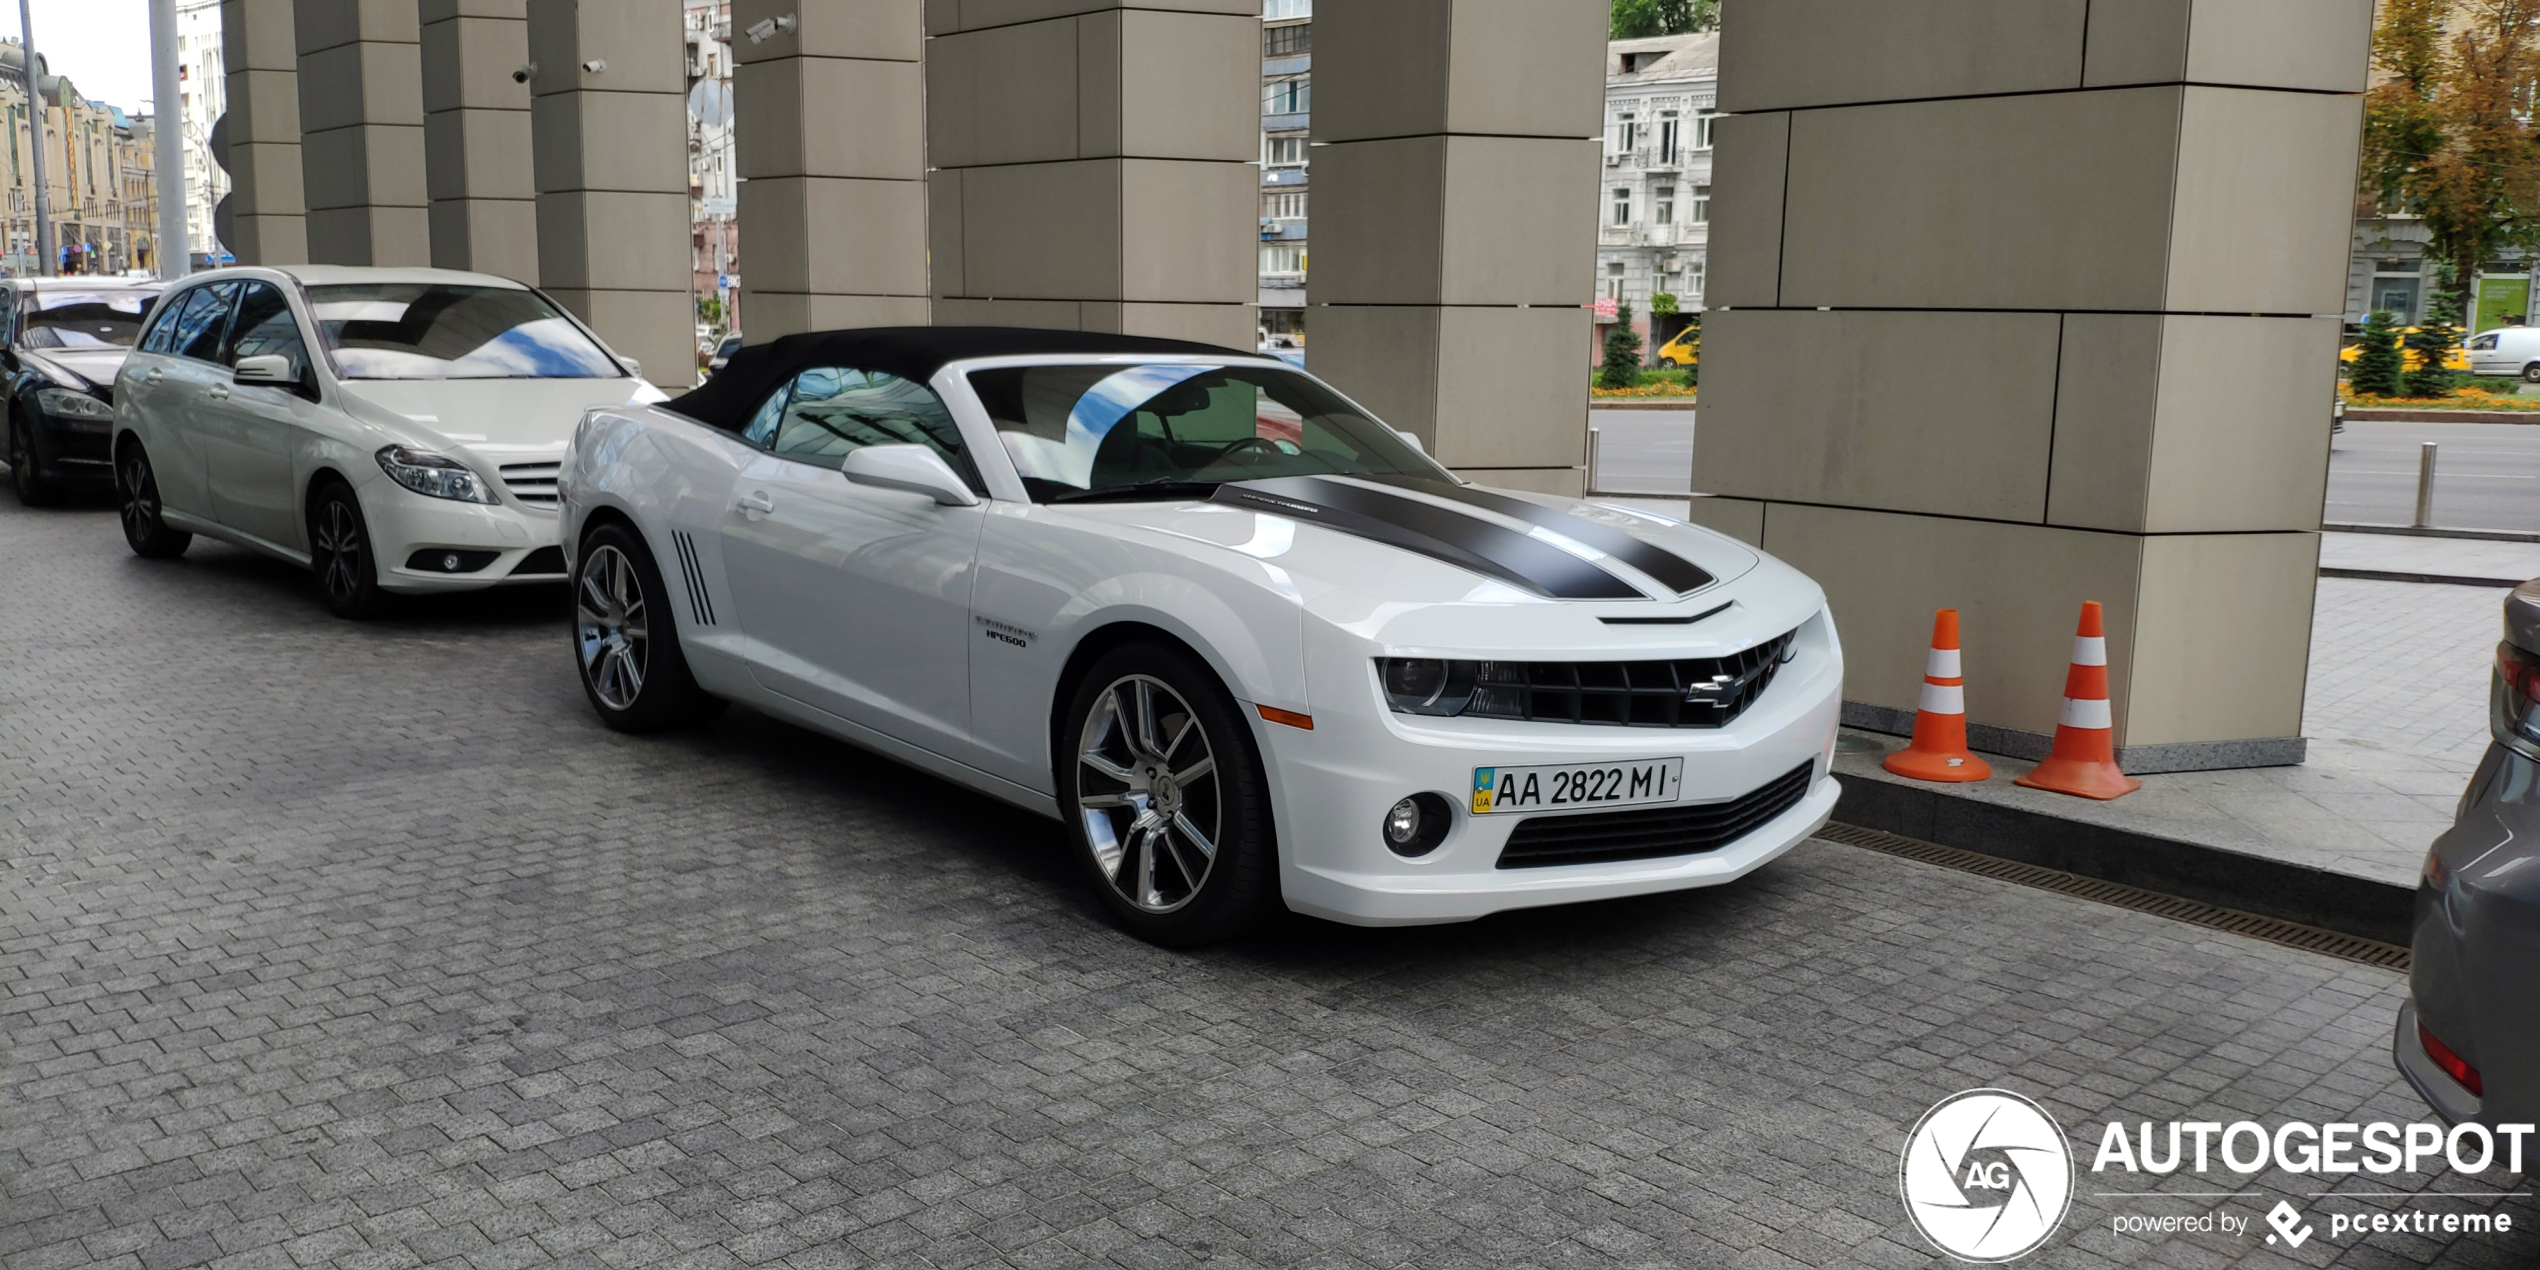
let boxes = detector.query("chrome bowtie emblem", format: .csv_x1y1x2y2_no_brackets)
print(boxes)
1682,672,1739,704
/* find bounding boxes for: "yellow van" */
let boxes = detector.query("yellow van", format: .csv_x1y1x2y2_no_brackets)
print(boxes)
1655,324,1699,368
2339,327,2472,373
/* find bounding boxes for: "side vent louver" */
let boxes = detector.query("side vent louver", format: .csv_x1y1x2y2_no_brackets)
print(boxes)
671,531,716,627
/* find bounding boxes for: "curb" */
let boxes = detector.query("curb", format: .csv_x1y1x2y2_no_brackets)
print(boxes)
2324,523,2540,544
2320,566,2532,587
2342,408,2540,424
1829,776,2415,947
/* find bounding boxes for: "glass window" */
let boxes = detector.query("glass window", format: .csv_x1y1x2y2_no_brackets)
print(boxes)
221,282,312,379
164,282,239,362
16,286,158,349
966,362,1443,502
1695,109,1717,150
305,283,622,379
2471,333,2500,350
1264,135,1308,166
1657,111,1679,164
747,366,971,481
1692,184,1711,224
1612,188,1632,226
1655,185,1675,225
1263,22,1310,55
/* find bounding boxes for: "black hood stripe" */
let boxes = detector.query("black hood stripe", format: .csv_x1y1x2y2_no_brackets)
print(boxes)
1213,477,1643,600
1359,476,1715,595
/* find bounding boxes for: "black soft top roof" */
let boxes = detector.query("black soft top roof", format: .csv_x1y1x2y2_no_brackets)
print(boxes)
662,326,1250,432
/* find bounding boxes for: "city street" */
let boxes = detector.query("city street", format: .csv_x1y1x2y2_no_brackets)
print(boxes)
2326,421,2540,533
5,497,2531,1270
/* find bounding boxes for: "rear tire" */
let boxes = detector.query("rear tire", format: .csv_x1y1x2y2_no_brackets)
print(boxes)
10,412,58,506
115,441,192,558
2521,362,2540,384
1058,641,1278,947
573,520,725,732
308,479,386,619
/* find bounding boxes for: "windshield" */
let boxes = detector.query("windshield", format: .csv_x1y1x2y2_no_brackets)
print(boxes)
18,289,159,349
966,362,1443,501
305,283,623,380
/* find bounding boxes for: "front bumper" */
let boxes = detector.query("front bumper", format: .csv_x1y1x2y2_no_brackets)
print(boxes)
1264,613,1845,925
25,409,115,486
359,477,565,593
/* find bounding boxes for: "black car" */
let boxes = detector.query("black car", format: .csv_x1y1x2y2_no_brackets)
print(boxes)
4,277,164,503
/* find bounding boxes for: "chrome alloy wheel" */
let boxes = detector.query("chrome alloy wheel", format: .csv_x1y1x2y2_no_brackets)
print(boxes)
576,544,649,711
118,451,157,539
1076,675,1222,914
311,497,366,605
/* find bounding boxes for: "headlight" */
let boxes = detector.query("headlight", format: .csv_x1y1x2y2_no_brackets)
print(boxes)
1379,658,1478,716
376,445,499,504
34,387,112,420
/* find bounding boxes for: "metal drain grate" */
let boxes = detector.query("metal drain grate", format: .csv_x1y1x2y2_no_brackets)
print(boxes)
1813,822,2412,971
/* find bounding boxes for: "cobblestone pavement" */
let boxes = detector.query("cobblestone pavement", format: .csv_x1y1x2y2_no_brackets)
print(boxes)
4,497,2533,1270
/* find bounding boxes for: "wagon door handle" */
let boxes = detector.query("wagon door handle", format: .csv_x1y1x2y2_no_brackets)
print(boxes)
144,367,165,384
735,490,774,520
205,384,230,401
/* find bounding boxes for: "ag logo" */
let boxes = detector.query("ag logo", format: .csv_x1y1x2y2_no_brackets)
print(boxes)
1899,1089,2074,1262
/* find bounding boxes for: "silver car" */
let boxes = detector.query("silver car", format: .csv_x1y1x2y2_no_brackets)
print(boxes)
2398,578,2540,1126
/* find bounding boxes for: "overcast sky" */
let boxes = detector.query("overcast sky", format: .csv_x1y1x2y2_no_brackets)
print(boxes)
7,0,155,116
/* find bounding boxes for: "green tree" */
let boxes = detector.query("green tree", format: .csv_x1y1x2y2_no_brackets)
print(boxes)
1611,0,1718,39
2351,310,2406,397
1599,302,1644,390
2406,274,2466,397
2363,0,2540,324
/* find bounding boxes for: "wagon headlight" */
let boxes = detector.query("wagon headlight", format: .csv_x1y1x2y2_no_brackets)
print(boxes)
1379,658,1478,716
34,386,112,420
376,445,498,504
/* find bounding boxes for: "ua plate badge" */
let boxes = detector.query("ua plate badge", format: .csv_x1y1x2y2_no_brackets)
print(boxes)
1471,758,1684,815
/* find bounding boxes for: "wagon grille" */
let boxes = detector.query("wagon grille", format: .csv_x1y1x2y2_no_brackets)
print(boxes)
1466,631,1795,729
1496,761,1815,869
500,461,561,506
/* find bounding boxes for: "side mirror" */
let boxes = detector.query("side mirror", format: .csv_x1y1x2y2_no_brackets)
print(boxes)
233,353,295,384
841,444,981,507
619,357,643,381
1395,428,1426,455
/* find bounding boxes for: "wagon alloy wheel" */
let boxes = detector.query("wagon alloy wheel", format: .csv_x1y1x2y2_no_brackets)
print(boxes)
313,500,365,604
577,544,650,712
1076,674,1224,914
115,444,190,558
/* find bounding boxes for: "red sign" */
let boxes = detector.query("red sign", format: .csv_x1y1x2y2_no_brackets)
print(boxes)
1590,297,1619,320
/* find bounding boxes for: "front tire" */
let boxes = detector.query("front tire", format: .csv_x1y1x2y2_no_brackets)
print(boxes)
308,479,385,619
2521,362,2540,384
1060,642,1278,946
573,521,724,732
10,411,58,506
116,441,192,558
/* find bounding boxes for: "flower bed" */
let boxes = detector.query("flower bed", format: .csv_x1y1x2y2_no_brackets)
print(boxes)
2339,383,2540,411
1589,383,1697,400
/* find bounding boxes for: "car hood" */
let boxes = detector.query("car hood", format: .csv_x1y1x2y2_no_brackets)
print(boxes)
21,346,133,396
1051,478,1820,656
337,376,663,456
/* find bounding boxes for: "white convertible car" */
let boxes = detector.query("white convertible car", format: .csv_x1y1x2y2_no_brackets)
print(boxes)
111,265,663,616
560,328,1843,944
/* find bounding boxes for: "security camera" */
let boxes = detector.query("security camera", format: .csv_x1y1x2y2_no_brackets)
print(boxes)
511,62,535,83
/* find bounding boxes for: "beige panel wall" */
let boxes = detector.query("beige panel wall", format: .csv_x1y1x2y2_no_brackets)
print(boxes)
525,0,692,388
221,0,307,264
420,0,537,281
924,2,1253,340
294,0,429,265
1703,0,2366,764
735,0,930,341
1310,0,1602,483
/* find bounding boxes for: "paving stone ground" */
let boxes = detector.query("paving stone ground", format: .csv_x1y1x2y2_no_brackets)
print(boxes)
3,496,2533,1270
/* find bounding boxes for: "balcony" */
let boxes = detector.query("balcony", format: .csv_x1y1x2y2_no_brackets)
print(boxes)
1258,219,1307,242
1262,166,1308,187
1262,111,1310,132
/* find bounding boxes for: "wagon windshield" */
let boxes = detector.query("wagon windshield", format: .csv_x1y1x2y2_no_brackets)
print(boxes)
966,362,1445,502
306,283,623,380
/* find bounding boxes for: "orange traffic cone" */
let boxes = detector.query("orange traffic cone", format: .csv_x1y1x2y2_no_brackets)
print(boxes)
1884,609,1991,782
2015,601,2141,800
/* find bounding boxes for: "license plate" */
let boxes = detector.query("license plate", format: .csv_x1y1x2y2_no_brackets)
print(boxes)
1470,759,1683,815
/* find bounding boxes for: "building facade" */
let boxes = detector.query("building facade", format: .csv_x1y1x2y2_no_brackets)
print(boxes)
1258,0,1308,350
2,43,160,275
176,0,228,266
686,0,736,340
1597,32,1717,353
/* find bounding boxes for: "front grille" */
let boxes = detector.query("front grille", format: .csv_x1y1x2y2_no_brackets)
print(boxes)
1496,761,1815,869
509,546,567,577
500,461,561,505
1465,631,1796,729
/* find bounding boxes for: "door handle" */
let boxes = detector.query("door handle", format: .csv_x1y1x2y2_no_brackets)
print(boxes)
206,384,230,401
144,367,165,384
735,490,774,520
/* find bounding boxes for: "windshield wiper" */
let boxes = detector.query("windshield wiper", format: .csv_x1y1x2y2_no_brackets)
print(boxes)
1046,479,1225,504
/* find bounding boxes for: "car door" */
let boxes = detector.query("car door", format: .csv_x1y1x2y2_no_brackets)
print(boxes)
2468,332,2504,376
121,282,237,520
202,281,325,550
717,366,991,763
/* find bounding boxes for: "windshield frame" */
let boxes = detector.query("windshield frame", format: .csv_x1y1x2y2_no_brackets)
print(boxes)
951,354,1453,505
301,281,632,382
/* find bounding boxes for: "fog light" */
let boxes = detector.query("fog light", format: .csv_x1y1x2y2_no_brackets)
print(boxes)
1385,797,1421,846
442,552,461,570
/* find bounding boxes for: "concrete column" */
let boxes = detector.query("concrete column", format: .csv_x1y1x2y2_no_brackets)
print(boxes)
294,0,430,264
525,0,692,388
1308,0,1605,495
420,0,538,280
1696,0,2371,771
732,0,927,340
925,0,1256,347
217,0,307,264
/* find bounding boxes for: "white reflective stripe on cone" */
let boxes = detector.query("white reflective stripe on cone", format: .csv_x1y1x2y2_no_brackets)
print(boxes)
2060,696,2113,729
1919,682,1966,715
2070,636,2107,667
1924,648,1961,678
